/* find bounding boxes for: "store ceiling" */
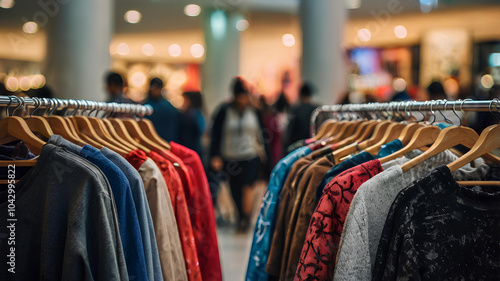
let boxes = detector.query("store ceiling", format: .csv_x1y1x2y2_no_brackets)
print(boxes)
0,0,498,34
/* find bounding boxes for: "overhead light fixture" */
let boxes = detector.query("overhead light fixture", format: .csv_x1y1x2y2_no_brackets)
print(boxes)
30,74,46,89
236,19,249,32
23,21,38,34
184,4,201,17
210,10,227,40
190,44,205,58
168,44,182,57
124,10,142,24
394,25,407,39
282,34,295,47
357,28,371,42
141,43,155,56
5,76,19,92
0,0,14,9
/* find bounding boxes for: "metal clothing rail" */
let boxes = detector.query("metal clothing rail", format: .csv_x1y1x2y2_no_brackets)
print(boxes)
310,99,500,136
0,95,154,116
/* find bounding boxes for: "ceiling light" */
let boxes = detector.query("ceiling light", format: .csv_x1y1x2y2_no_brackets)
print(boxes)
19,76,30,91
481,74,494,89
141,43,154,56
30,74,46,89
117,42,130,56
23,22,38,34
394,25,407,39
282,34,295,47
5,76,19,92
168,44,182,57
184,4,201,17
357,28,371,42
236,19,249,32
124,10,142,24
190,44,205,58
0,0,14,9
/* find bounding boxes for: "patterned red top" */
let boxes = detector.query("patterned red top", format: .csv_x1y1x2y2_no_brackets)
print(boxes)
124,149,148,170
148,151,202,281
295,160,383,281
170,142,223,281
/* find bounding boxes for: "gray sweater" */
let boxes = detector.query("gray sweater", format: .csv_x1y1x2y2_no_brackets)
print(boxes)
333,150,487,281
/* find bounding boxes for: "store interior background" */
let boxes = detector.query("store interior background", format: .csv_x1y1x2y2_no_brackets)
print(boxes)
1,0,500,279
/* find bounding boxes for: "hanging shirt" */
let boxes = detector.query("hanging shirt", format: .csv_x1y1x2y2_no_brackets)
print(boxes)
295,160,384,281
147,150,202,281
267,157,333,280
125,150,188,281
334,151,487,281
101,147,163,281
372,165,500,281
170,142,223,281
0,144,128,281
246,146,312,281
48,135,148,281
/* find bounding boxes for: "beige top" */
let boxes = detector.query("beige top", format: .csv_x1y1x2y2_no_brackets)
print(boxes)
138,158,188,281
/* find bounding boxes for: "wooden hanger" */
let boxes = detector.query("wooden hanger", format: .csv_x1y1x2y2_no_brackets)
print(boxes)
401,126,500,173
121,118,166,152
22,97,54,139
398,123,424,146
109,118,151,153
330,120,374,148
447,125,500,185
70,101,128,155
138,118,171,150
363,123,406,156
312,119,339,141
379,125,440,164
41,99,86,146
0,98,45,158
332,120,391,164
101,118,137,151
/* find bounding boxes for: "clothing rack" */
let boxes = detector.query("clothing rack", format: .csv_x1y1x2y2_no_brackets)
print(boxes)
0,95,153,116
310,99,500,136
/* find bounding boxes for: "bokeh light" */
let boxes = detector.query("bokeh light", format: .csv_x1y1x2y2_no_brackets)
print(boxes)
0,0,14,9
23,21,38,34
141,43,155,56
168,44,182,57
130,72,147,87
117,42,130,56
190,44,205,58
30,74,46,89
236,19,249,31
282,34,295,47
5,76,19,92
184,4,201,17
124,10,142,24
392,77,407,92
19,76,30,91
357,28,371,42
394,25,407,39
481,74,494,89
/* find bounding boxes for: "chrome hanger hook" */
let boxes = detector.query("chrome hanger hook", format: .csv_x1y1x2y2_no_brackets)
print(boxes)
452,99,463,126
5,96,14,117
30,97,42,117
489,98,500,123
11,96,24,116
438,100,453,125
49,99,60,117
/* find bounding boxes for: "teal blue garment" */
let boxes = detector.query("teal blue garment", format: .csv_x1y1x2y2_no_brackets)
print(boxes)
437,123,452,130
316,140,404,199
246,146,312,281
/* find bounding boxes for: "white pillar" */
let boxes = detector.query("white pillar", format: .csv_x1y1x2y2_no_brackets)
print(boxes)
202,9,241,116
300,0,347,105
45,0,113,101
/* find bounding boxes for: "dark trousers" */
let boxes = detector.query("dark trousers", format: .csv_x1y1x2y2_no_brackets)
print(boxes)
224,157,261,221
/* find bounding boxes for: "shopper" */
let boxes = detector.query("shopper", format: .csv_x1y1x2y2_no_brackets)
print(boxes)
209,77,270,233
284,82,318,149
179,91,206,159
143,77,180,142
105,72,135,104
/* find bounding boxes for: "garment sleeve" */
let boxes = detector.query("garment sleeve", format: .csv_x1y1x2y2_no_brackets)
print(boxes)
209,105,226,159
334,192,371,281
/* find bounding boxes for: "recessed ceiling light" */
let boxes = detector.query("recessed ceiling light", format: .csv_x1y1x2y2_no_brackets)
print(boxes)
117,43,130,56
394,25,407,39
124,10,142,24
190,44,205,58
23,21,38,34
282,34,295,47
236,19,249,32
168,44,182,57
141,43,155,56
0,0,14,9
184,4,201,17
357,28,371,42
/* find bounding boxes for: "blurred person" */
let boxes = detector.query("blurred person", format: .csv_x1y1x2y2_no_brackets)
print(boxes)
105,71,135,103
209,77,270,233
259,95,282,174
427,81,448,100
143,77,180,142
284,82,318,149
179,91,205,159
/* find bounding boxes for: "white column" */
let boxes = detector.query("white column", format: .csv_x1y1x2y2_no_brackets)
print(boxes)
202,9,241,116
45,0,113,101
300,0,347,105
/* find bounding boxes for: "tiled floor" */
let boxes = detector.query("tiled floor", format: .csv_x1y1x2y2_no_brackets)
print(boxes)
217,228,254,280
